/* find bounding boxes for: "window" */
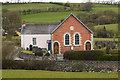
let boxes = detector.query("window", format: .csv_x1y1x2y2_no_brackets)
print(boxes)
33,38,36,45
75,33,79,45
65,34,70,45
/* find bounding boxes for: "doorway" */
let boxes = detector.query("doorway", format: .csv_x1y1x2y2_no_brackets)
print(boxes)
86,42,91,50
54,42,59,54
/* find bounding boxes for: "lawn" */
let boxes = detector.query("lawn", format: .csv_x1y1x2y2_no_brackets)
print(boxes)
2,70,118,78
94,24,118,33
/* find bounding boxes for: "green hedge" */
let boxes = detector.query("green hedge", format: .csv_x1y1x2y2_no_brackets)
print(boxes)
63,50,119,61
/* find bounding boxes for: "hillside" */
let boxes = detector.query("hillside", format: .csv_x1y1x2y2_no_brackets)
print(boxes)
3,3,65,11
3,3,118,24
94,24,118,33
21,11,83,24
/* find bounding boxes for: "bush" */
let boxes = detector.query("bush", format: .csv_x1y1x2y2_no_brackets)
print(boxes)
2,60,55,70
64,50,119,61
35,51,43,56
64,50,105,60
45,52,50,56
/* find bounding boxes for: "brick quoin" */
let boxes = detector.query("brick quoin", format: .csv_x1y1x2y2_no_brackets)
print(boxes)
52,15,93,54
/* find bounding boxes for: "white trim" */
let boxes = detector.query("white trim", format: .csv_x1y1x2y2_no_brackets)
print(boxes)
64,32,71,46
32,37,37,46
84,40,92,50
52,41,61,54
91,34,94,50
73,32,82,46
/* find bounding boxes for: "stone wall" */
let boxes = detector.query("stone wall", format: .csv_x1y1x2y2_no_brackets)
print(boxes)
19,53,119,72
51,61,119,72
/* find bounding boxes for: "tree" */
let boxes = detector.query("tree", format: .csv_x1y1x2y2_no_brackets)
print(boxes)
96,26,109,38
80,2,92,11
95,16,112,25
2,11,21,39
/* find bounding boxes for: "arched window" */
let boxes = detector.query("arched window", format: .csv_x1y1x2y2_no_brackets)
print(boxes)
65,34,70,45
75,33,79,45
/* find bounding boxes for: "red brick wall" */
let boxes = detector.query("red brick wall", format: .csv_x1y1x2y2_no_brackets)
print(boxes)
52,16,92,54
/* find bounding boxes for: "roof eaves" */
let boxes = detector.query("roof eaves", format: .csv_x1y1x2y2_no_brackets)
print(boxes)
50,13,72,34
72,14,94,34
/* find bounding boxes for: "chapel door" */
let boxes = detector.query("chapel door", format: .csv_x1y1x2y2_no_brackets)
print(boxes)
54,42,59,54
86,42,91,50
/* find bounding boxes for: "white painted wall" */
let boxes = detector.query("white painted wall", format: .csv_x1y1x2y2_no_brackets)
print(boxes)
21,34,51,50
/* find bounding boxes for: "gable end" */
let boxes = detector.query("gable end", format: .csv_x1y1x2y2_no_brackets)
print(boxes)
51,13,93,34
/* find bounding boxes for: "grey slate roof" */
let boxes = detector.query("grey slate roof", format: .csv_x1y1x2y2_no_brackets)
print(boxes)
21,24,58,34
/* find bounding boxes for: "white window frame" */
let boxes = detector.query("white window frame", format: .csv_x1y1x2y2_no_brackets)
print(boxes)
33,37,37,45
64,33,71,46
73,32,82,46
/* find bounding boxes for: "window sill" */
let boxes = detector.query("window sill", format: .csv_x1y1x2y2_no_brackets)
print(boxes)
64,45,71,46
74,44,82,46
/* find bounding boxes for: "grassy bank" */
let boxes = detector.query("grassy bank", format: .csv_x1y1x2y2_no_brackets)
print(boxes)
94,24,118,33
2,70,118,78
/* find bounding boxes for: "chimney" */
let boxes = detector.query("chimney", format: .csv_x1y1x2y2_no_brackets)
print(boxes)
23,20,26,26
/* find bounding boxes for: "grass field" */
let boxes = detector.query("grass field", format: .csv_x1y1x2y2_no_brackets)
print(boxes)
21,7,118,24
94,24,118,33
3,3,64,11
3,3,118,11
21,11,83,24
2,70,118,78
92,7,118,13
93,38,118,41
3,3,118,24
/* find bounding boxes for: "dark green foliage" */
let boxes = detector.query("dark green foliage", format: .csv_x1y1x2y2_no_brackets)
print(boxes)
64,50,105,60
101,54,119,61
35,51,43,56
64,3,70,7
45,52,50,56
80,3,92,11
64,50,119,61
2,60,55,70
96,27,110,38
106,46,111,54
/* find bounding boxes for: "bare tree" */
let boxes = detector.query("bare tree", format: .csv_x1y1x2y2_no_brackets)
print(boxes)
2,11,21,39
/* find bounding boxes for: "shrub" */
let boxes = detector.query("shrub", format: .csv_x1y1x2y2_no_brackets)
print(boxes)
64,50,105,60
2,60,55,70
111,49,120,54
106,46,111,54
64,50,119,61
45,52,50,56
35,51,43,56
101,54,119,61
